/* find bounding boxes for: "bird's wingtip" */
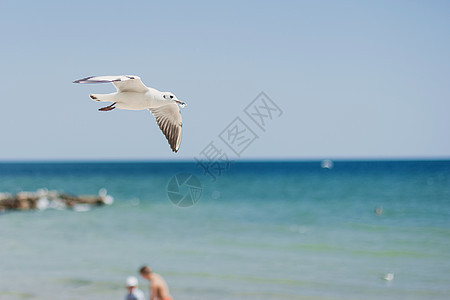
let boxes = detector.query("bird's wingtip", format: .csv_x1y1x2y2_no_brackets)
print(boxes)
73,76,95,84
73,78,86,84
171,144,180,153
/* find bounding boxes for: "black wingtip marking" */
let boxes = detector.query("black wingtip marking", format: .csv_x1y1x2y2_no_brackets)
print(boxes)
73,76,126,84
73,76,96,84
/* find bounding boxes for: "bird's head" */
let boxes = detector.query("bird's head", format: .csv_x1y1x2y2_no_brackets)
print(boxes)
163,92,186,108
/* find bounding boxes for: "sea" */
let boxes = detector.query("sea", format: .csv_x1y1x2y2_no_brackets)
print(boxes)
0,160,449,300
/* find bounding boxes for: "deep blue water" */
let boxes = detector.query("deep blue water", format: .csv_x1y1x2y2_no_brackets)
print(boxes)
1,160,449,175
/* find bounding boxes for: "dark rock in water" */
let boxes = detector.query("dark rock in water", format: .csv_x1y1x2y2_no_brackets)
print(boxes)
0,190,113,212
59,194,105,207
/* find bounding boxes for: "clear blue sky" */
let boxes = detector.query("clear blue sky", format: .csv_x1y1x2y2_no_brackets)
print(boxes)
1,0,449,161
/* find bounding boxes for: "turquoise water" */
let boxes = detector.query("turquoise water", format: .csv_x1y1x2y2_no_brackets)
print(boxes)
0,161,449,299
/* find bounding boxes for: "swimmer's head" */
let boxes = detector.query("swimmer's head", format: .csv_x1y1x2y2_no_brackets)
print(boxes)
139,265,152,279
126,276,138,292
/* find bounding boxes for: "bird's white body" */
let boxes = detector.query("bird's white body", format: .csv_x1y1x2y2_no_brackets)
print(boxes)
91,89,166,110
73,75,186,152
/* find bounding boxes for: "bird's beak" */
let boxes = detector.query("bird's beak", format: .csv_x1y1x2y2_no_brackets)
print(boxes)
176,100,186,108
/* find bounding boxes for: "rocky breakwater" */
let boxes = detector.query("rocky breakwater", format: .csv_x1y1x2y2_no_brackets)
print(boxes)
0,188,113,212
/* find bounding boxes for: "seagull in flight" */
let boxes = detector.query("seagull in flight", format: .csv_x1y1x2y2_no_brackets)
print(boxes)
73,75,186,153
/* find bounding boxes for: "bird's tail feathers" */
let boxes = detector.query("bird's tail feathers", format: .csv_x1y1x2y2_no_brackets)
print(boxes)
89,93,115,102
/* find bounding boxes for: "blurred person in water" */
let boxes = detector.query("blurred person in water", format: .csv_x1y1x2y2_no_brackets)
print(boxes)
139,265,172,300
125,276,145,300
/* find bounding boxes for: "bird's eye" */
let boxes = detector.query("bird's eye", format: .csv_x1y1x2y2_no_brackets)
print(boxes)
170,95,174,99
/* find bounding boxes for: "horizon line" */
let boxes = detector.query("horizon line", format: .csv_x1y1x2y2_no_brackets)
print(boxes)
1,157,450,164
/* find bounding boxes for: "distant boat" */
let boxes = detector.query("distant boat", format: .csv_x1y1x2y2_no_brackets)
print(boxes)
321,159,334,169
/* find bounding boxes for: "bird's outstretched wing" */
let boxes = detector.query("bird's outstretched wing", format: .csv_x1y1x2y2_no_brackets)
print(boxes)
149,103,183,153
73,75,149,93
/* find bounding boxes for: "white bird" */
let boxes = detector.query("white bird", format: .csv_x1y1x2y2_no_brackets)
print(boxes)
73,75,186,152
